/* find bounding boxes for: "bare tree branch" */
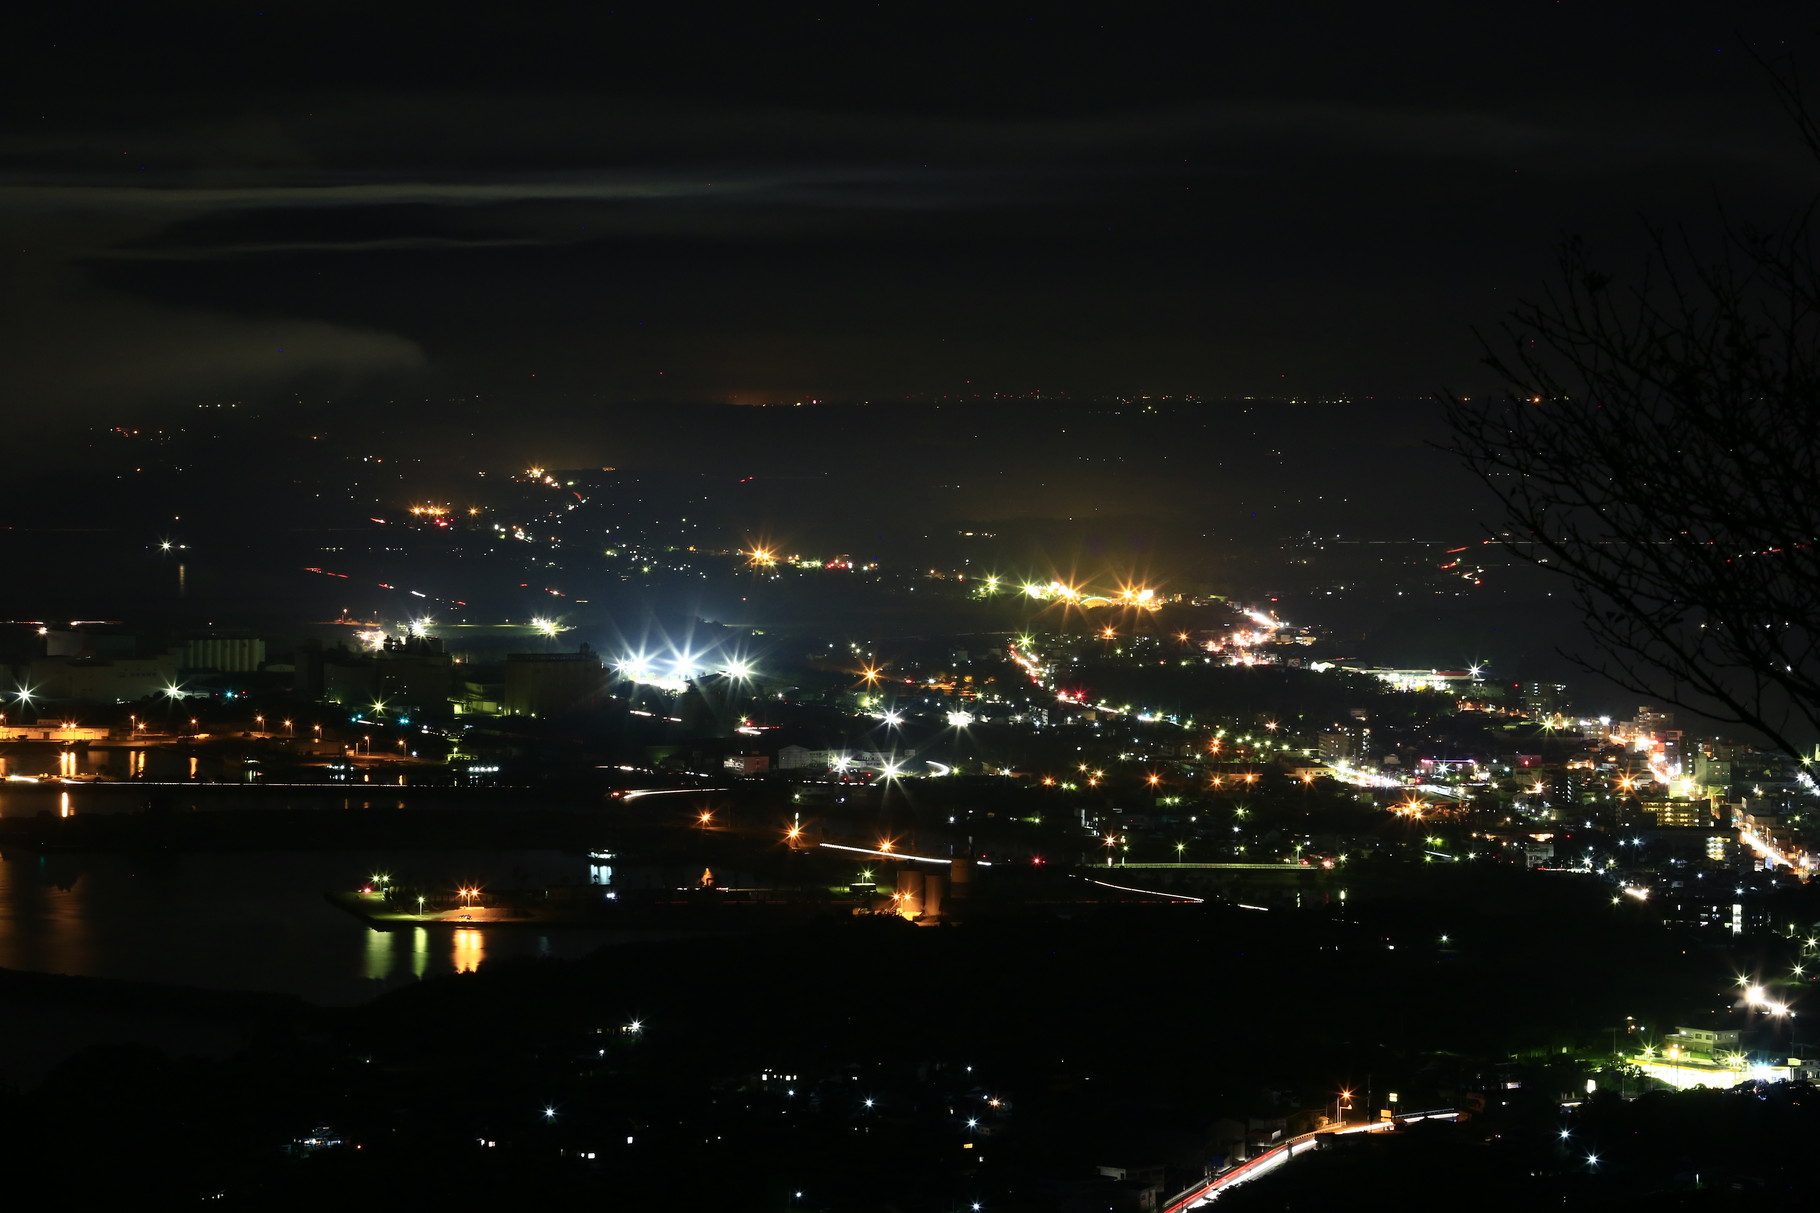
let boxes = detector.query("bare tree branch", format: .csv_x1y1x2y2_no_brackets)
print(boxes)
1444,207,1820,760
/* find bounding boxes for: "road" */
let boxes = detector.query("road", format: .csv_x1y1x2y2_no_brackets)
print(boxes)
1161,1111,1460,1211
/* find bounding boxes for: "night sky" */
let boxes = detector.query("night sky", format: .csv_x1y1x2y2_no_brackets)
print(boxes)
6,3,1817,445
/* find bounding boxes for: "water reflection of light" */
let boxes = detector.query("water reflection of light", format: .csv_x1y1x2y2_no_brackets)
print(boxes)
363,929,392,981
452,928,484,973
129,750,145,777
58,750,76,778
188,756,198,779
411,927,430,978
59,791,71,818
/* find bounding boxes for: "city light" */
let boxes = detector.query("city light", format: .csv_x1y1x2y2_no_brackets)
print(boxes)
29,32,1820,1194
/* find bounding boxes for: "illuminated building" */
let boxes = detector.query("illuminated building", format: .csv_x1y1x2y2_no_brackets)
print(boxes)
504,645,604,716
181,634,266,674
373,633,454,717
1318,712,1371,766
25,653,178,703
1637,797,1716,829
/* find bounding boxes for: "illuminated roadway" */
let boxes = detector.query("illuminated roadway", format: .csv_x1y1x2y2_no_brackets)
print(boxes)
1160,1112,1459,1210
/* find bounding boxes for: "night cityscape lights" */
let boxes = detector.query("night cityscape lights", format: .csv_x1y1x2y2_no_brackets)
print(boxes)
9,5,1820,1205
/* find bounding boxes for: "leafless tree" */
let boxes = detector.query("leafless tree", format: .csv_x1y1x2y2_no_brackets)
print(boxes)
1445,71,1820,758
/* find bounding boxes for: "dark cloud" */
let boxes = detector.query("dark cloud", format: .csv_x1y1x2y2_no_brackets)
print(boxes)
3,2,1816,428
0,281,426,412
1,214,425,415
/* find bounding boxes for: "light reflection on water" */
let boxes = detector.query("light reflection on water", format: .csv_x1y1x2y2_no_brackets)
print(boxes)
361,925,468,980
0,782,517,818
363,926,390,981
0,849,613,1006
451,928,484,974
0,750,530,814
